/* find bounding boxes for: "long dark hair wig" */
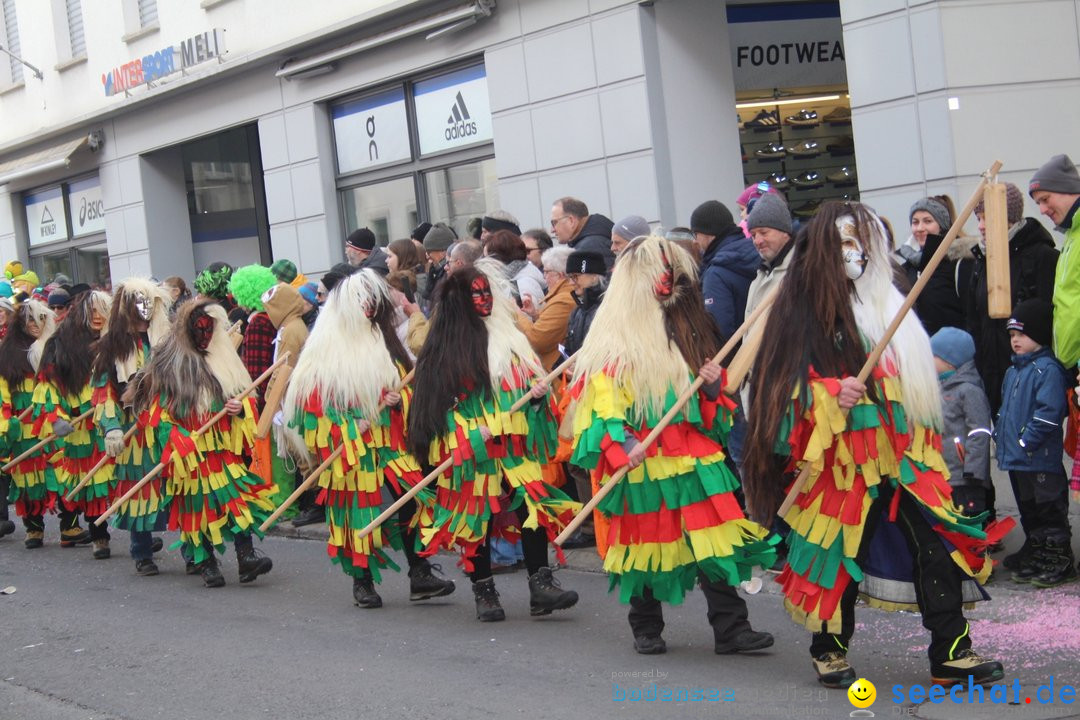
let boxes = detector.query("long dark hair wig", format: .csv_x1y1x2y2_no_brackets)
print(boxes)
663,271,722,369
0,305,36,387
741,202,872,523
407,267,490,458
370,285,413,374
92,286,146,384
39,291,98,395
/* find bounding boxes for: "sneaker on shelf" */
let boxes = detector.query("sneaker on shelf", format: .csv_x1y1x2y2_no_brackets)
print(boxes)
824,106,852,124
788,140,821,157
755,142,786,159
826,135,855,155
765,172,789,190
743,109,780,130
792,171,823,189
792,199,823,218
827,167,858,185
741,144,748,164
930,649,1004,687
813,651,856,688
784,109,819,126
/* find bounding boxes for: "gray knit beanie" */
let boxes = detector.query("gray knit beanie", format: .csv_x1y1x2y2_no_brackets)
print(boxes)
746,193,793,234
909,198,951,233
612,215,652,241
423,223,456,252
1029,154,1080,197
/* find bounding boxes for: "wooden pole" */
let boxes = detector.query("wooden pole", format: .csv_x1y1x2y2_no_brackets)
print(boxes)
353,353,580,541
722,313,768,396
66,424,139,501
2,408,94,472
229,320,244,351
983,182,1012,319
258,368,418,532
774,161,1003,521
94,353,290,526
255,364,293,440
16,405,33,422
550,289,779,546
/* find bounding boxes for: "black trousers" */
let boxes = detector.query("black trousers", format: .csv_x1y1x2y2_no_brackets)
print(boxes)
468,502,548,582
628,571,750,643
1008,470,1070,543
809,482,970,665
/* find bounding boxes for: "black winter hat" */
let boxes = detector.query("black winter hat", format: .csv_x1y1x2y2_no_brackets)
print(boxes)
1007,298,1053,348
346,228,377,251
690,200,735,238
410,222,433,242
566,250,606,276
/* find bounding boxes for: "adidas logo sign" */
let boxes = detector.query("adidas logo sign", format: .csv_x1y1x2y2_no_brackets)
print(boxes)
445,91,478,141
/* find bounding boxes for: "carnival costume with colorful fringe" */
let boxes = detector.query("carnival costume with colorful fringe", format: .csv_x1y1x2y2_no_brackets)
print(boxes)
0,300,58,517
412,263,578,571
743,208,1006,637
89,279,173,531
282,271,432,582
569,236,775,605
132,300,276,564
32,291,113,515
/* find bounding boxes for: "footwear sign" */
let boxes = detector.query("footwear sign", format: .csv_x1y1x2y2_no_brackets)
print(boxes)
726,4,846,91
414,65,492,156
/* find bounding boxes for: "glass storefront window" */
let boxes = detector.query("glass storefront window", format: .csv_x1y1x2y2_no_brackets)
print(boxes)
341,176,417,246
424,158,498,240
76,244,111,291
31,250,73,286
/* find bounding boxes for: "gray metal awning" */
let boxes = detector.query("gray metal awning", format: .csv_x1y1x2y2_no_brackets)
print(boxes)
0,135,89,185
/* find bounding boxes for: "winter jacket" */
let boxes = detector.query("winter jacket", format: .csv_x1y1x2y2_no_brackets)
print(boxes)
421,257,448,311
896,233,968,336
740,239,795,409
263,283,308,369
517,277,575,370
994,347,1069,472
1053,200,1080,368
701,229,760,341
361,246,391,276
939,360,992,489
564,281,605,358
568,214,615,271
964,217,1058,413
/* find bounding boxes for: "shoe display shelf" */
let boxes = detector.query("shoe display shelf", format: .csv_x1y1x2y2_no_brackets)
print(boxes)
738,99,858,219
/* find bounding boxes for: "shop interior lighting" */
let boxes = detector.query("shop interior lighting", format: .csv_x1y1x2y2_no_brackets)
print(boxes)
277,0,494,80
735,94,841,109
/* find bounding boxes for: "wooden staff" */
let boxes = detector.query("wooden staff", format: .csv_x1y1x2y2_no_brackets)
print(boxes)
774,160,1003,520
723,314,767,395
2,408,94,472
94,353,290,525
259,368,416,532
555,289,779,545
353,353,580,541
983,182,1012,319
65,424,139,501
255,364,293,440
16,405,33,422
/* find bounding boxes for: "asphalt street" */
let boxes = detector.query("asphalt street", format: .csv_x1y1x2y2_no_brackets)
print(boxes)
1,506,1078,720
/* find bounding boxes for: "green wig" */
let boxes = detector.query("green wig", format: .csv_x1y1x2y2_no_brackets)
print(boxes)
228,265,277,311
194,261,234,300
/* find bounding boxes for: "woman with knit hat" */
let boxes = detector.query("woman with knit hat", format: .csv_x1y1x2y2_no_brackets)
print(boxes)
896,195,970,335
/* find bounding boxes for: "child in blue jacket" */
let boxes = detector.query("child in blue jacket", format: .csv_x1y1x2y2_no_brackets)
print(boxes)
995,299,1074,587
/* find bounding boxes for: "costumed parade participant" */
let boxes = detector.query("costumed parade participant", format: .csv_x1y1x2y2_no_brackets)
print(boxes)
129,299,275,588
90,278,173,573
408,261,579,621
0,300,60,548
281,270,454,608
34,290,113,557
569,235,777,656
742,201,1005,688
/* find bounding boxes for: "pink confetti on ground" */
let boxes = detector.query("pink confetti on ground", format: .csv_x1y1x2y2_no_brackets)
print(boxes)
967,588,1080,670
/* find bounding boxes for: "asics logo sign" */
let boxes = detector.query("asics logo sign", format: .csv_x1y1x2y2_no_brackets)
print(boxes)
445,92,478,141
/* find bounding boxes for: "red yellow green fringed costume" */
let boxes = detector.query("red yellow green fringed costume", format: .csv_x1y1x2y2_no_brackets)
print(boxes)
91,342,165,532
774,366,1003,634
570,367,776,605
419,359,579,570
1,375,60,517
291,380,432,583
152,395,277,564
32,381,97,514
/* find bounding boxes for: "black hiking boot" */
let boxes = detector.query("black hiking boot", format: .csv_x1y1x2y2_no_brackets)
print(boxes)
352,574,383,608
408,559,456,601
528,567,578,616
472,578,505,622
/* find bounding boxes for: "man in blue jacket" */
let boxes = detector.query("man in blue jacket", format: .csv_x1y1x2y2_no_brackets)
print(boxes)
691,200,761,342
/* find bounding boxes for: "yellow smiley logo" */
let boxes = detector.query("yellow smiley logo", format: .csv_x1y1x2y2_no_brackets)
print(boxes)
848,678,876,708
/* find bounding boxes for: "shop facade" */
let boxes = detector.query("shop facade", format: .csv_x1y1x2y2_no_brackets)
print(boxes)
0,0,1076,286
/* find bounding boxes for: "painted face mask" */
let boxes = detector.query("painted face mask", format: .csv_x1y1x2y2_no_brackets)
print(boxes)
190,312,215,352
654,248,674,300
90,309,107,332
133,292,152,321
836,215,867,280
25,317,41,339
470,276,493,317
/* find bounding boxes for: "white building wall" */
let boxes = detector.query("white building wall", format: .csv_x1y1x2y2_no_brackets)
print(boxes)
842,0,1080,238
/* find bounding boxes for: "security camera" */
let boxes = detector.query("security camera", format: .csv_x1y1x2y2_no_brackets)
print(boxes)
87,130,104,152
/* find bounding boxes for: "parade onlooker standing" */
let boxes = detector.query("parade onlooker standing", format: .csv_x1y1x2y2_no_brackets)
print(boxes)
897,196,968,336
516,246,574,371
610,215,651,258
690,200,759,342
522,229,553,270
550,197,615,270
